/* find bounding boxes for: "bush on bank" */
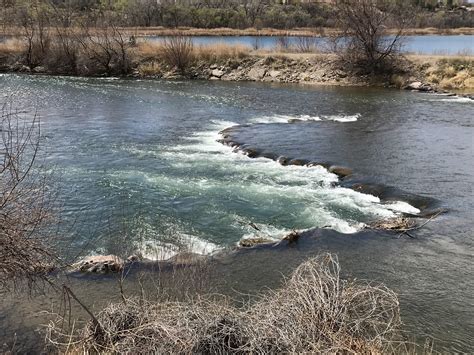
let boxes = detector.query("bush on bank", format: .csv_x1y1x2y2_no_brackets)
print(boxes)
47,254,412,354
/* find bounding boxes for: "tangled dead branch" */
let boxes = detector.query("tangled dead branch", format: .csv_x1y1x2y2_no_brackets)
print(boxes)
0,102,56,290
368,211,443,238
47,254,405,354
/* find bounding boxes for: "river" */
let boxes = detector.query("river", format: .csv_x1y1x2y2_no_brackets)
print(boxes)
0,74,473,352
144,34,474,55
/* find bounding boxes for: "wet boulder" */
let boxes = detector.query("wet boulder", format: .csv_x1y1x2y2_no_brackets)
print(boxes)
168,252,207,266
329,166,353,178
289,159,310,166
242,148,260,158
277,156,290,166
282,231,301,244
239,237,275,248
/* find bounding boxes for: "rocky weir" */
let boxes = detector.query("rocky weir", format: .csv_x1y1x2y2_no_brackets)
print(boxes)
218,122,443,216
69,118,446,276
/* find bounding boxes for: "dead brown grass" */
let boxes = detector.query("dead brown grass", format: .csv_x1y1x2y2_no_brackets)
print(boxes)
411,55,474,90
0,38,25,56
46,254,413,354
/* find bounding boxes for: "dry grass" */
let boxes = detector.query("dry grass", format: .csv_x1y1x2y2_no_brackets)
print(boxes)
0,38,25,56
138,41,250,62
424,57,474,90
194,43,251,62
47,254,413,354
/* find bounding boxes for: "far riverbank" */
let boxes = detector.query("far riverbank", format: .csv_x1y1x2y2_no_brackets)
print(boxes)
2,41,472,95
2,26,474,38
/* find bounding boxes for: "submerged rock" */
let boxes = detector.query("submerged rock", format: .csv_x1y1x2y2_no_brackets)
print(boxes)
242,148,260,158
239,237,275,248
306,161,329,169
277,156,290,166
282,231,301,244
168,252,207,266
289,159,310,166
329,166,353,178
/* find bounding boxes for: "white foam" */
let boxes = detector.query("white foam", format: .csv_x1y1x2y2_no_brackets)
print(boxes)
383,201,420,215
240,223,288,242
439,96,473,103
250,115,321,124
249,114,361,124
137,234,220,261
324,113,360,122
116,118,420,244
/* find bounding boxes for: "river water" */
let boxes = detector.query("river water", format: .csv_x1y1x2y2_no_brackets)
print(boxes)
145,34,474,55
0,74,473,352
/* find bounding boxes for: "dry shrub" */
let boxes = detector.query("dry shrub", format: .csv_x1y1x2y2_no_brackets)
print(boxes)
48,254,405,353
137,61,162,76
161,36,194,74
136,41,163,60
275,36,291,52
0,103,56,290
295,36,319,53
0,39,26,56
390,74,407,88
194,43,250,63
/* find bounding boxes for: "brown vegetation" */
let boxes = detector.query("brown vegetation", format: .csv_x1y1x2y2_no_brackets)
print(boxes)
332,0,415,74
161,36,194,74
0,102,56,290
47,254,410,353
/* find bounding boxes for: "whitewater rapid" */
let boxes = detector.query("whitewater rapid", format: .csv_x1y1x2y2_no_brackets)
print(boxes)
117,115,420,260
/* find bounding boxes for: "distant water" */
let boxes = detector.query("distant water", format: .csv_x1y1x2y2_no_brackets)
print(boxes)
1,33,472,54
145,34,474,55
0,74,473,352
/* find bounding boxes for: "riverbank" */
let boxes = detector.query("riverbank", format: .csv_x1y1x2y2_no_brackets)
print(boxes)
141,52,474,95
1,38,473,94
2,26,474,38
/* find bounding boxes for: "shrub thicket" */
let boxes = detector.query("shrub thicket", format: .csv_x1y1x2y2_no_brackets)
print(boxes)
47,254,408,353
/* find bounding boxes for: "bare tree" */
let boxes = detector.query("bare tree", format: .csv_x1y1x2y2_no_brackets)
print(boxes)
333,0,414,73
17,2,51,70
0,102,56,290
77,22,133,76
